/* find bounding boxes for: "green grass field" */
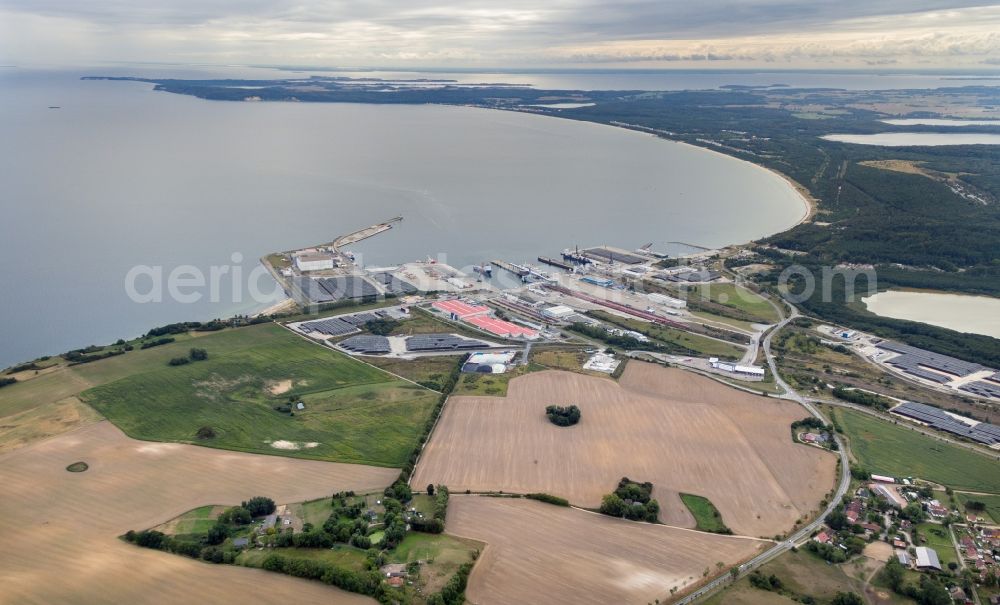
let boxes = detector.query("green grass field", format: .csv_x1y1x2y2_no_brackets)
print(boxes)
691,283,780,324
387,532,482,594
82,323,439,466
832,407,1000,493
295,498,335,527
956,492,1000,524
451,363,547,396
587,310,745,360
914,523,957,567
173,505,223,535
363,355,460,390
680,493,731,533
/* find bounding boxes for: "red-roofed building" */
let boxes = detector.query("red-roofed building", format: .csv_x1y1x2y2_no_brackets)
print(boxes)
432,299,490,319
814,531,831,544
465,315,539,339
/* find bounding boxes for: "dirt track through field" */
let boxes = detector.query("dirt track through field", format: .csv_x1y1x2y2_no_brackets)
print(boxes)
413,362,835,537
448,496,767,605
0,421,396,605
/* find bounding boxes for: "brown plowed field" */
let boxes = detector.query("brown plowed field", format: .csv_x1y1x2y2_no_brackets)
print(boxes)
447,496,768,605
412,362,835,537
0,421,396,605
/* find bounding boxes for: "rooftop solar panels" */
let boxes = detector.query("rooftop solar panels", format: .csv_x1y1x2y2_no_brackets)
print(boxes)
893,365,952,384
292,277,338,303
877,341,986,379
315,276,379,301
961,381,1000,400
299,317,358,337
405,334,487,352
342,312,382,326
371,272,418,295
582,247,648,265
891,401,1000,445
339,335,390,354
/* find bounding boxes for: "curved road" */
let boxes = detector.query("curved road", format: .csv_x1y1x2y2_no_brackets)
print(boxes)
676,302,852,605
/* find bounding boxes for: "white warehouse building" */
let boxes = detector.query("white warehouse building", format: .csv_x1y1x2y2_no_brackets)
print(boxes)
295,253,335,272
647,292,687,309
541,305,576,320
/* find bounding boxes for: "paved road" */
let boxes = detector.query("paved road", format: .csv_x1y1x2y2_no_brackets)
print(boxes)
676,302,852,605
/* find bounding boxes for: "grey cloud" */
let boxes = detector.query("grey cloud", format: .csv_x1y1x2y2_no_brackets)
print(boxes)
3,0,997,37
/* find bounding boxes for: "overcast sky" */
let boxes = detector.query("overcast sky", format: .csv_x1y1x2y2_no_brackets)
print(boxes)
2,1,999,69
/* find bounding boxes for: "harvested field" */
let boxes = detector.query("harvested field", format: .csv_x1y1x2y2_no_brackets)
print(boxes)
447,496,767,605
0,421,396,605
413,362,835,537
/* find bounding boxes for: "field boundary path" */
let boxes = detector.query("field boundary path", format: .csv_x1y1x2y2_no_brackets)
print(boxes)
676,300,852,605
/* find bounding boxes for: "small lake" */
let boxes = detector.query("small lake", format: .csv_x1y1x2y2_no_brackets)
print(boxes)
881,119,1000,127
862,290,1000,339
822,133,1000,146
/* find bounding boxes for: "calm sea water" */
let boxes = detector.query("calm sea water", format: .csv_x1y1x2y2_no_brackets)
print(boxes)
4,64,973,367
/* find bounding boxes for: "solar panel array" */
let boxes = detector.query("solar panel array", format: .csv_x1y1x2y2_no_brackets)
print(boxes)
877,341,986,379
406,334,488,352
299,317,358,337
339,335,391,354
292,277,338,303
990,372,1000,383
293,276,380,303
315,276,379,300
371,272,418,295
892,401,1000,445
961,381,1000,399
342,312,382,326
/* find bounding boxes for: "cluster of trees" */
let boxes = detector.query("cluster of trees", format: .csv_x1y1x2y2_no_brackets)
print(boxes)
140,336,175,350
364,319,399,336
0,377,16,388
545,404,581,427
6,361,41,373
168,347,209,367
259,553,386,599
791,417,828,431
964,499,986,512
124,528,237,564
242,496,276,517
63,343,127,364
426,560,474,605
599,477,660,523
569,322,649,351
803,540,848,563
524,493,569,507
831,387,892,410
411,485,449,534
881,558,953,605
748,571,783,591
145,320,231,338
